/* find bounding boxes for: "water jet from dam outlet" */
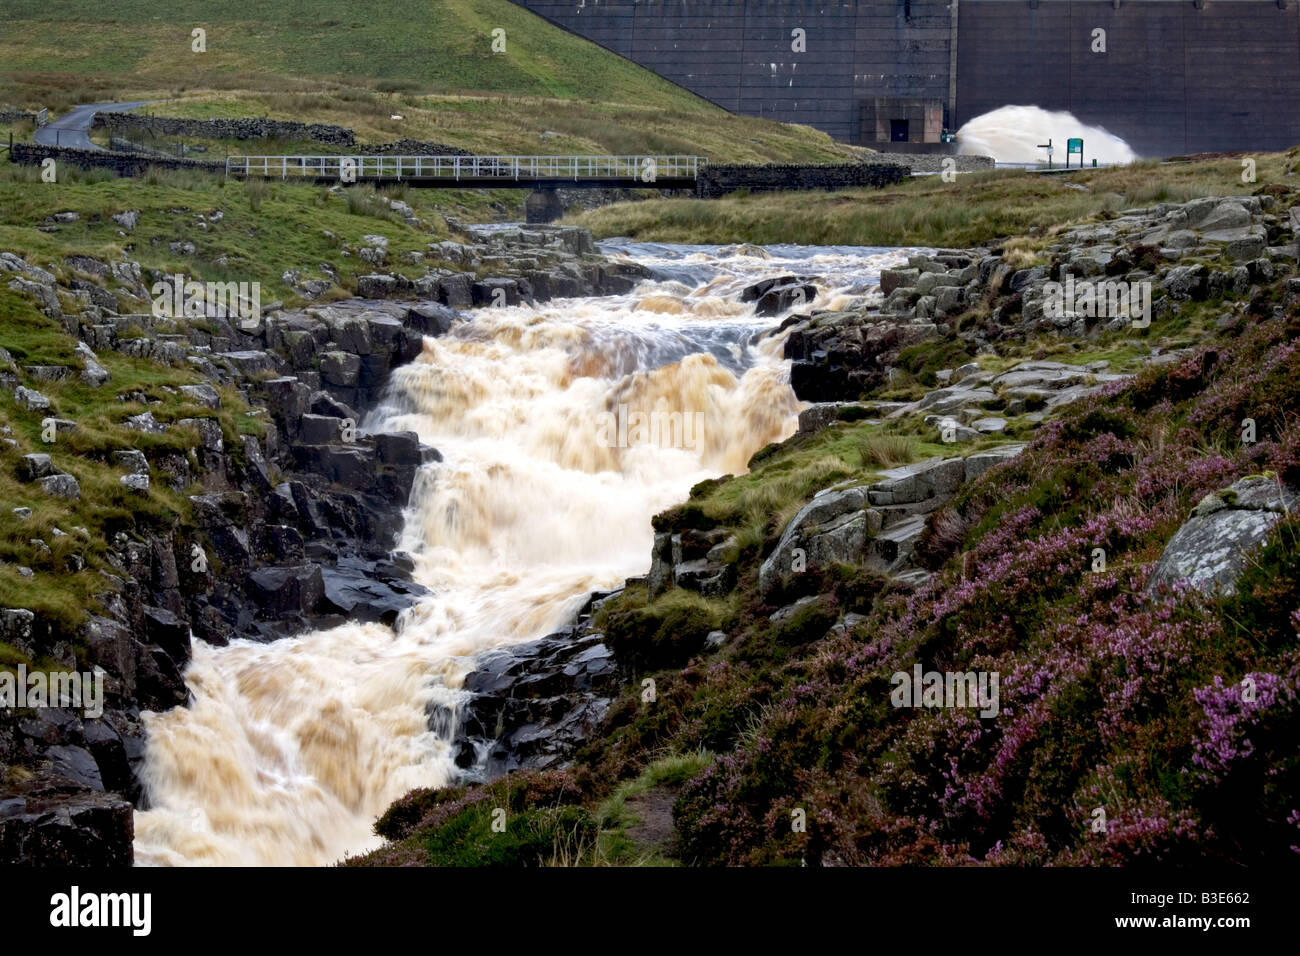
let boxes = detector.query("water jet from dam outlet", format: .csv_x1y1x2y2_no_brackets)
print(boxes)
957,105,1138,165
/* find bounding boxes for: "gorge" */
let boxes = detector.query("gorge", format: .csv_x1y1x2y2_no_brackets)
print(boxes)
130,239,915,865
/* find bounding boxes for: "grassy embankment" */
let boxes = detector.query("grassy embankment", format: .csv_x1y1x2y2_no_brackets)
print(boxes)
574,151,1300,246
348,157,1300,866
0,154,507,658
0,0,861,163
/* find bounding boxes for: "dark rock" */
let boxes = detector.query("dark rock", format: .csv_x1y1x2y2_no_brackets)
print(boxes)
406,303,461,336
246,565,325,615
0,776,133,867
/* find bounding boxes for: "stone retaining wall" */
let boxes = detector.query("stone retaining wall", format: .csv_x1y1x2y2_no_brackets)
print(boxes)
11,142,224,175
696,162,907,199
93,112,356,146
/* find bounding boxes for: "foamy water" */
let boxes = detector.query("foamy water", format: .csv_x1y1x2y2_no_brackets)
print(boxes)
131,240,916,866
958,105,1138,164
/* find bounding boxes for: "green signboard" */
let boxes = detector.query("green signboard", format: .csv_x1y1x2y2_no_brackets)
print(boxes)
1067,138,1083,153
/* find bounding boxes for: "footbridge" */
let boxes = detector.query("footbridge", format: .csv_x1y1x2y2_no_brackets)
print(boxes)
223,154,703,189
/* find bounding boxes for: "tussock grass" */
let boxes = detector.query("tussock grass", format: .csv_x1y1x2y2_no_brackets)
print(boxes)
858,433,917,469
574,151,1299,247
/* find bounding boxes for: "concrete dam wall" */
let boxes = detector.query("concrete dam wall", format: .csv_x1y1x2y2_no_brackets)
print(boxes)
513,0,1300,158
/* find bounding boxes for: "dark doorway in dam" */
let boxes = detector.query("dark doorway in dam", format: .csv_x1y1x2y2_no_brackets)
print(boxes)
890,119,910,143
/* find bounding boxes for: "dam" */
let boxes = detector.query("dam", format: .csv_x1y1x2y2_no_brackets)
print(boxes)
512,0,1300,157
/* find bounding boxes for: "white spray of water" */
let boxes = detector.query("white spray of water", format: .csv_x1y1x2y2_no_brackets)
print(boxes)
957,105,1137,165
130,242,914,866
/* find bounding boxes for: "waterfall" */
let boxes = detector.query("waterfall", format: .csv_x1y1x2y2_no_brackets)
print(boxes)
131,240,916,866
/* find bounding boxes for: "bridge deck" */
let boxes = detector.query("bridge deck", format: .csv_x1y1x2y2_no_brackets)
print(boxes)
225,154,703,189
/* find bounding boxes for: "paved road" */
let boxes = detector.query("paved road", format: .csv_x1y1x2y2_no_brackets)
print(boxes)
33,100,151,151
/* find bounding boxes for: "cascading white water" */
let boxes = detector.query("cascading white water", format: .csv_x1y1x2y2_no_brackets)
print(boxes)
958,105,1137,164
131,240,920,866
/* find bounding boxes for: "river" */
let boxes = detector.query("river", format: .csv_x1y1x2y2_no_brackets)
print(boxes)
131,238,920,866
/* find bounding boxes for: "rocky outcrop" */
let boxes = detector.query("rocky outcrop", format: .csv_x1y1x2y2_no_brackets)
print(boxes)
448,595,620,781
0,776,134,867
1148,476,1297,597
781,194,1293,404
757,445,1024,598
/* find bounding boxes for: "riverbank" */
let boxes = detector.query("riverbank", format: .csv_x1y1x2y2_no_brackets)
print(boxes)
571,152,1300,247
353,186,1300,866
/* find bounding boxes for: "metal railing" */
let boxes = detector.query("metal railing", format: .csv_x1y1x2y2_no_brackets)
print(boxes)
224,154,703,182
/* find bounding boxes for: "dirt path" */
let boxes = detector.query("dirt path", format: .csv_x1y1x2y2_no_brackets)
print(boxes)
622,785,680,860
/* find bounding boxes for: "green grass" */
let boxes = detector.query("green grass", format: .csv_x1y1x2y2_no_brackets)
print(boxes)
573,152,1300,246
0,0,861,162
0,160,509,305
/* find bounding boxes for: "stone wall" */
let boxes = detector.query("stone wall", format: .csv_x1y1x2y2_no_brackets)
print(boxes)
695,162,907,199
887,153,993,174
0,108,38,124
368,138,473,157
92,112,356,146
11,142,224,175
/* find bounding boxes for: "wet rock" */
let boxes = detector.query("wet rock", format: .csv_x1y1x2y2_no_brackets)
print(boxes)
472,277,523,307
247,565,325,615
452,627,617,780
405,303,461,336
0,776,134,867
754,282,817,317
318,565,425,625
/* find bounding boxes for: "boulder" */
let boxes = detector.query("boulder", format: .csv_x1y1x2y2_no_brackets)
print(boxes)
1148,476,1298,597
758,486,877,597
14,386,50,412
18,453,54,481
867,457,965,506
38,474,80,500
119,473,149,494
246,565,325,615
879,268,919,294
1161,264,1209,300
319,351,362,387
179,383,221,409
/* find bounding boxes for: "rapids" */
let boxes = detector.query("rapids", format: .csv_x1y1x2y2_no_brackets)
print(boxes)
131,238,919,866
